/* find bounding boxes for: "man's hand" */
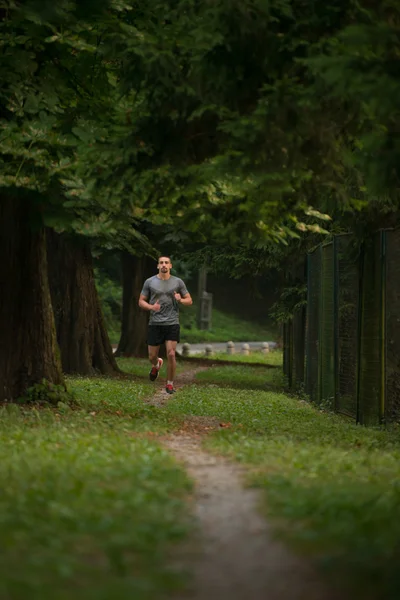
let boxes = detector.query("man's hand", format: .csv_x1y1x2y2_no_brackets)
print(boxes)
152,302,161,312
174,292,182,303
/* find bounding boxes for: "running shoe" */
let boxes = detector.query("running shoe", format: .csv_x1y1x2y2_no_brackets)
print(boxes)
149,358,163,381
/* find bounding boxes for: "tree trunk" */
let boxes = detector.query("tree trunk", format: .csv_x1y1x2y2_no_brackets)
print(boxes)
0,197,64,402
116,253,154,358
47,231,120,375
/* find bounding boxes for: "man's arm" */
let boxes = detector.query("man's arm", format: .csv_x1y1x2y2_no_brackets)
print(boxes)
174,291,193,306
138,294,161,312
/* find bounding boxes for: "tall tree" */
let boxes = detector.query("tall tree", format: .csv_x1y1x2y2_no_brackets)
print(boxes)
0,1,122,398
0,196,64,402
115,253,154,358
47,231,120,374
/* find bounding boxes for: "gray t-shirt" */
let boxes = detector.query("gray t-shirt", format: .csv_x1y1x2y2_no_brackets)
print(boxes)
141,275,189,325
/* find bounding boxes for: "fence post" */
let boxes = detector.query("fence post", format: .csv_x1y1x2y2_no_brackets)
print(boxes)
333,236,340,412
197,268,207,329
305,255,311,394
305,246,322,402
380,230,387,424
288,319,293,389
283,321,293,388
317,245,323,404
355,245,363,424
355,243,364,425
200,291,213,331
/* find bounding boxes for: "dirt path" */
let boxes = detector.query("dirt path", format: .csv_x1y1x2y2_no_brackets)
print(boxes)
150,367,337,600
146,365,209,408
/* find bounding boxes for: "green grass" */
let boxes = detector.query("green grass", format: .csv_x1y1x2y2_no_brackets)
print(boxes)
179,305,276,343
7,356,399,599
116,357,189,379
165,383,400,599
200,349,283,366
195,364,284,389
116,357,153,378
0,378,192,600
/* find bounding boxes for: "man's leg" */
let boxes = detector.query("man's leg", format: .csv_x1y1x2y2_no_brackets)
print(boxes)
148,345,160,366
165,340,177,392
148,345,162,381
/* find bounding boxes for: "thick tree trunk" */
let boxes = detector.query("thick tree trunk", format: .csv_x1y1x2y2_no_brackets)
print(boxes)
0,197,64,402
116,253,154,358
47,231,120,375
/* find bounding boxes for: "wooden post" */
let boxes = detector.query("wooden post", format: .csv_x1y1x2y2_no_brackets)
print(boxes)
197,268,207,329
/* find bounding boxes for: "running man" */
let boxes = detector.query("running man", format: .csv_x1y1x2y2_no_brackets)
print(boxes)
138,256,193,394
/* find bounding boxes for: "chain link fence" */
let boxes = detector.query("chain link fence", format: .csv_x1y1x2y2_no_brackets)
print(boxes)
336,234,359,419
305,247,321,402
319,242,335,407
285,229,400,425
385,229,400,423
357,234,385,425
292,307,306,389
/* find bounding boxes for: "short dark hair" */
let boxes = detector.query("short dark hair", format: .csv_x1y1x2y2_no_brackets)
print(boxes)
158,255,172,263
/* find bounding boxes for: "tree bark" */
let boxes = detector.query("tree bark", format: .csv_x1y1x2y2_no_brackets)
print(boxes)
0,197,64,402
47,231,120,375
116,253,154,358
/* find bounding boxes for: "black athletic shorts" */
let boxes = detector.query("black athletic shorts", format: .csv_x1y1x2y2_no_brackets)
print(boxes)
147,324,180,346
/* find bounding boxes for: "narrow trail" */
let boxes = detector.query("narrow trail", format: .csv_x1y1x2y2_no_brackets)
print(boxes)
148,366,338,600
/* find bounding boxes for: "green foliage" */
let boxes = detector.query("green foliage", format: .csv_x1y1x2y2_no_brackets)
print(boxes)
2,0,399,250
50,0,349,246
306,2,400,196
168,382,400,597
0,377,192,599
18,379,73,406
94,267,122,343
269,284,307,324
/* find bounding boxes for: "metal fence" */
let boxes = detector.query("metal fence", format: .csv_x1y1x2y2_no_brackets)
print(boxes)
283,229,400,425
283,308,306,390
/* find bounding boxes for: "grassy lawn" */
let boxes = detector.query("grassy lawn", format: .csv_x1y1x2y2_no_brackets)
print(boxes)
179,305,276,343
116,357,190,380
0,378,191,600
5,357,398,599
200,349,283,366
195,364,284,390
116,357,153,378
166,383,400,599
